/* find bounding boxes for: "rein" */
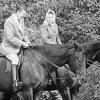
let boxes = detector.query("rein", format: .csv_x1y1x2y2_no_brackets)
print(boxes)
28,47,60,69
87,59,100,67
28,46,85,76
28,46,75,73
28,46,82,75
28,46,75,83
28,46,87,85
28,46,74,73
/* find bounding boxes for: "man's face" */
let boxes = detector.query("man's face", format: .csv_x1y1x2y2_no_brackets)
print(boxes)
18,10,26,20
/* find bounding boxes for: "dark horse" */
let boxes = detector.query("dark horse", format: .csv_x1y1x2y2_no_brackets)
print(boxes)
55,66,83,100
0,43,86,100
44,66,82,100
44,43,86,100
84,41,100,68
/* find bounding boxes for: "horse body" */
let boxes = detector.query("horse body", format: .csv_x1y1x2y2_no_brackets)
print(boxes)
43,43,86,100
55,66,82,100
0,43,86,100
55,67,75,100
0,57,12,91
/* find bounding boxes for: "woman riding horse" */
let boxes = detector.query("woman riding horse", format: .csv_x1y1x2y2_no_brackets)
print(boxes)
40,9,63,99
40,9,62,44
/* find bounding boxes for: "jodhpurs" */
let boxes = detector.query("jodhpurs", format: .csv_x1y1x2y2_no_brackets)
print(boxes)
6,54,19,65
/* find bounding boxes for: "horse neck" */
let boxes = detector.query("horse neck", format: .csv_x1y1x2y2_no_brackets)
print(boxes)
26,45,75,68
43,44,76,67
45,56,68,67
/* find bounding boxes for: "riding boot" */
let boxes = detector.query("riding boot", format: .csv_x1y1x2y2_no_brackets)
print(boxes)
11,64,23,92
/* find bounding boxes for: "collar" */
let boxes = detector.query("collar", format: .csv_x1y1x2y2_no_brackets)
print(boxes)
13,14,20,24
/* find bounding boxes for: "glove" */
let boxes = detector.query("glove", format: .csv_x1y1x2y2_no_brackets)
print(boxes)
22,42,28,48
27,41,32,46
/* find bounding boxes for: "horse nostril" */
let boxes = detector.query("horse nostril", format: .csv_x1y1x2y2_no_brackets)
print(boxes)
81,77,86,84
82,78,85,82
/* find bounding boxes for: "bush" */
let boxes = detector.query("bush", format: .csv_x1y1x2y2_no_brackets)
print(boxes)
1,0,100,43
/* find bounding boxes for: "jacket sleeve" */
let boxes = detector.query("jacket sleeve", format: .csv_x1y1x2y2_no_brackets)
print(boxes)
55,25,62,44
20,20,30,43
56,35,62,44
4,20,24,47
23,35,30,43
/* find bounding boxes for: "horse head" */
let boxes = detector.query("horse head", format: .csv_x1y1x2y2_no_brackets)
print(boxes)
68,42,86,83
74,42,84,52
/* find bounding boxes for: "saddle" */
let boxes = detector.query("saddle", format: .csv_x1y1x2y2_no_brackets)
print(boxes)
0,48,24,72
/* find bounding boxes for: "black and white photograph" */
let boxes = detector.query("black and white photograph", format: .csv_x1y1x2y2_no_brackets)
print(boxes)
0,0,100,100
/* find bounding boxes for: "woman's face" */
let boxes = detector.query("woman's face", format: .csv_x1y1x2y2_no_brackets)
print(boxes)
46,14,55,24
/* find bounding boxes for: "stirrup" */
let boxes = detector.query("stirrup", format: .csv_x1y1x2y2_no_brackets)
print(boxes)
12,80,23,92
49,79,52,85
17,81,23,88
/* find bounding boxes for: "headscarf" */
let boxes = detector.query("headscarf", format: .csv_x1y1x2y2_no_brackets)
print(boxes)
43,9,56,25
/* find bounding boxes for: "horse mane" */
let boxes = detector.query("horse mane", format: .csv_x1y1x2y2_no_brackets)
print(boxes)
30,44,75,56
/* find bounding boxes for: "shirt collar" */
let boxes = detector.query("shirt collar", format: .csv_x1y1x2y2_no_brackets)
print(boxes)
13,14,20,24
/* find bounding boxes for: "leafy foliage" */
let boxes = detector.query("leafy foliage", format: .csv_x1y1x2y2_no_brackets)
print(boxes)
78,61,100,100
0,0,100,43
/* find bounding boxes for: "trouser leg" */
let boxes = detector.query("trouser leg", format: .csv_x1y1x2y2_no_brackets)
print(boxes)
12,64,23,92
12,64,17,81
12,64,17,85
6,54,23,92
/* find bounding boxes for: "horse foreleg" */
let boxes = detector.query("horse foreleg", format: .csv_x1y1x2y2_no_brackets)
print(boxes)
70,84,80,100
64,87,71,100
70,91,78,100
22,88,33,100
71,95,75,100
59,87,71,100
70,89,78,100
59,90,66,100
34,90,43,100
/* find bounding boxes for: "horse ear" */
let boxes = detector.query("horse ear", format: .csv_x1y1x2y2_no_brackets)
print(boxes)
74,42,83,52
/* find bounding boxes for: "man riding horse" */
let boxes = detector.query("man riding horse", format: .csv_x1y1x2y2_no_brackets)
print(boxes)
0,5,31,92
